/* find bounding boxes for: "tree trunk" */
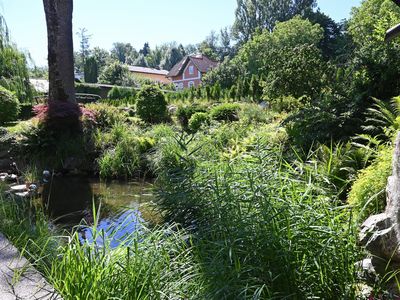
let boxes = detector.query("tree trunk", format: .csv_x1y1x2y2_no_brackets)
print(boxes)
43,0,75,103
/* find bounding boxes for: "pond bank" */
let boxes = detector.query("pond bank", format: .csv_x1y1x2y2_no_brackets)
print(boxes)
0,233,62,299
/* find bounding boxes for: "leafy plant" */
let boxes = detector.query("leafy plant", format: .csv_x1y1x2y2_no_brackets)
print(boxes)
188,112,210,132
348,145,393,223
0,86,20,124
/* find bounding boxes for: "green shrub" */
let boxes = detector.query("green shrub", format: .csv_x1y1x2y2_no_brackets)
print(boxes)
176,104,207,128
136,85,167,123
95,122,155,179
98,134,155,179
75,83,102,95
85,103,128,129
188,112,210,132
210,103,240,122
107,86,136,101
348,146,393,222
0,86,20,124
239,103,270,124
18,103,33,120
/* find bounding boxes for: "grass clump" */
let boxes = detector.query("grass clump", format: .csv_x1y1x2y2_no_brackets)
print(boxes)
155,143,360,299
95,123,155,179
0,195,206,299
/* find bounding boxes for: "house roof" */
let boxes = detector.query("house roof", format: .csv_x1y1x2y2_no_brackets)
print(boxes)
128,66,169,76
167,54,219,77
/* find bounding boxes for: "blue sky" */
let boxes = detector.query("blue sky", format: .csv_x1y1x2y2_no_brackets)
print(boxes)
1,0,361,67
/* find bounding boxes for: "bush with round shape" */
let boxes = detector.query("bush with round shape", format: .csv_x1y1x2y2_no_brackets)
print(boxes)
188,112,210,132
210,103,240,122
136,85,167,123
176,104,207,128
0,86,20,125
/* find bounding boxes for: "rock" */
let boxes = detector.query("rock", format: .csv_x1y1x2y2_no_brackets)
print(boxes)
10,185,27,193
0,174,17,183
358,132,400,292
15,191,30,198
168,105,178,114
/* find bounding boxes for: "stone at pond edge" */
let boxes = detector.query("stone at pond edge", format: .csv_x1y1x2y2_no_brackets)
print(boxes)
359,131,400,293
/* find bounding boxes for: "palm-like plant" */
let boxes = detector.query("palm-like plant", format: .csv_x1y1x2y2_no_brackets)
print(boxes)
362,97,400,140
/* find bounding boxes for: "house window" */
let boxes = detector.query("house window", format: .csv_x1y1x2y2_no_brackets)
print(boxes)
188,81,195,88
178,83,184,90
189,65,194,75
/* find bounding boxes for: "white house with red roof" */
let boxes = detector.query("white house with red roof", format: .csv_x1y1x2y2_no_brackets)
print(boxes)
167,54,218,90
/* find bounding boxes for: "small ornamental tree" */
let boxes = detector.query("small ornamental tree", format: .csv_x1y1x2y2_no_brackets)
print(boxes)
0,86,20,124
84,56,98,83
136,85,167,123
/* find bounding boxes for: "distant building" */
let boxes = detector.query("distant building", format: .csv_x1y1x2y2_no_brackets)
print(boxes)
30,79,49,93
128,66,171,84
167,54,218,90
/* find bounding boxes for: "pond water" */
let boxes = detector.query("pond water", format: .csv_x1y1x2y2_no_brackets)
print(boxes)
41,176,158,247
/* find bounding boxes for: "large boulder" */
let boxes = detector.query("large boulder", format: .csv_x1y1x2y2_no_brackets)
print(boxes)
359,132,400,293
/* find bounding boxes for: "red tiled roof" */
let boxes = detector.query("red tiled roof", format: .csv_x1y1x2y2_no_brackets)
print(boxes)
167,54,218,77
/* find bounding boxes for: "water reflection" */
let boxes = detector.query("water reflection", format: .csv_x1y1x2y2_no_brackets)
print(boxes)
41,176,156,246
42,176,93,225
79,209,143,248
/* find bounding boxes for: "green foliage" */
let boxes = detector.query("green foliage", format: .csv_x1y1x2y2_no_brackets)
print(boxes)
238,103,270,124
233,0,317,42
16,120,92,170
99,61,133,86
285,89,363,149
136,85,167,123
107,86,136,101
347,0,400,99
0,86,20,124
85,103,128,129
206,17,327,101
210,103,240,121
348,145,393,222
262,43,326,100
176,104,208,128
0,46,32,102
362,97,400,141
155,143,359,298
188,112,210,132
18,103,33,120
75,83,102,95
84,56,98,83
0,198,205,299
95,123,156,178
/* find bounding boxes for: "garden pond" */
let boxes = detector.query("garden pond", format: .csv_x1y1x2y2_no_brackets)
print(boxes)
40,176,158,247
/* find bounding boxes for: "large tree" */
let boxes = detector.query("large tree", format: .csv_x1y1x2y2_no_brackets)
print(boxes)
43,0,75,103
233,0,316,43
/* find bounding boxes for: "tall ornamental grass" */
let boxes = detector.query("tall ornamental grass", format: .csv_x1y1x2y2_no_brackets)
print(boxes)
155,141,361,299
